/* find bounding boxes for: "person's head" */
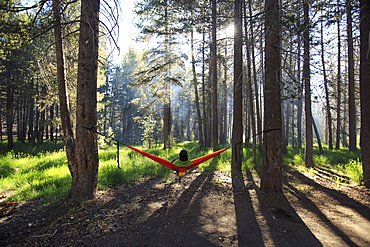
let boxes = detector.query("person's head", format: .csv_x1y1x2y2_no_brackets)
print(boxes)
179,150,188,161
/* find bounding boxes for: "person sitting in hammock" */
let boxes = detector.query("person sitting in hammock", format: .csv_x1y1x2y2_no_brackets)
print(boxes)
172,150,192,174
126,145,228,176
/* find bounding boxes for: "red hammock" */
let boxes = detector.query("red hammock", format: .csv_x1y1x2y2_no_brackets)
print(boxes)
126,146,229,176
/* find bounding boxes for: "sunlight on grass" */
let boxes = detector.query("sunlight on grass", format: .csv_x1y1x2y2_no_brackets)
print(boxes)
284,146,362,184
0,147,70,204
0,141,365,206
332,159,363,184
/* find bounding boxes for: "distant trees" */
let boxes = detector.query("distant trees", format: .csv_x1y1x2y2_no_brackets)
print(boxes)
98,48,141,144
134,0,187,149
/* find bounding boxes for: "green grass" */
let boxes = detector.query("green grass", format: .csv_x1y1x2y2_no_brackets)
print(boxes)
0,141,232,205
0,141,364,206
0,149,71,206
284,145,362,184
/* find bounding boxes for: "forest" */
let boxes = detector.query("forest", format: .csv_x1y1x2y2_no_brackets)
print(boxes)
1,0,370,245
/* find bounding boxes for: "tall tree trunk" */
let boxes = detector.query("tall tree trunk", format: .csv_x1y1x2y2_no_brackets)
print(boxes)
6,80,14,150
232,0,243,178
220,46,228,145
261,0,282,193
243,0,256,162
321,20,333,150
347,0,356,151
52,0,76,196
38,106,45,144
248,0,262,145
211,0,218,151
191,29,204,148
163,102,171,150
283,101,289,151
72,0,100,200
203,31,211,147
360,0,370,188
303,0,314,168
297,48,303,149
50,104,55,142
313,117,323,154
336,2,342,150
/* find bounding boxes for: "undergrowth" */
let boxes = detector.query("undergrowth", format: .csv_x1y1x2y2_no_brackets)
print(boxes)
284,145,362,184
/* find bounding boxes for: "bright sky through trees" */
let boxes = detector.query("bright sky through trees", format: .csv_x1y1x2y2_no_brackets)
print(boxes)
107,0,143,63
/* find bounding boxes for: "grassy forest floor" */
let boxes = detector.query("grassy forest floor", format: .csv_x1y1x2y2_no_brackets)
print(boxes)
1,165,370,246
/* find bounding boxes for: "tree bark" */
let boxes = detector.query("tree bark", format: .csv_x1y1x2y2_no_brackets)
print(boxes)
320,20,333,150
211,0,218,151
303,0,314,168
52,0,76,196
163,102,171,150
336,1,342,150
261,0,282,193
313,117,323,154
6,83,14,150
247,0,262,145
347,0,356,151
232,0,243,178
72,0,100,200
191,29,204,148
243,0,256,162
360,0,370,188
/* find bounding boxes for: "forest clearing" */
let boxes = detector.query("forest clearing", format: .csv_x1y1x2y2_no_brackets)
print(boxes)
1,143,369,246
1,167,370,246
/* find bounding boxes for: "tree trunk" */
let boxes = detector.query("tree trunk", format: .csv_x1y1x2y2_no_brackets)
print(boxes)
336,2,342,150
211,0,218,151
220,46,228,145
203,31,211,148
347,0,356,151
360,0,370,188
261,0,282,193
72,0,100,201
243,0,256,162
191,29,204,148
303,0,314,168
38,106,45,144
52,0,76,197
248,0,262,145
320,20,333,150
50,104,55,142
296,13,303,150
6,82,14,150
232,0,243,178
313,117,323,154
163,102,171,150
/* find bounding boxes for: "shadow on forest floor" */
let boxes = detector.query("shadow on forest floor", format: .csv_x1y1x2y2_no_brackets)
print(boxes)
1,166,370,246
